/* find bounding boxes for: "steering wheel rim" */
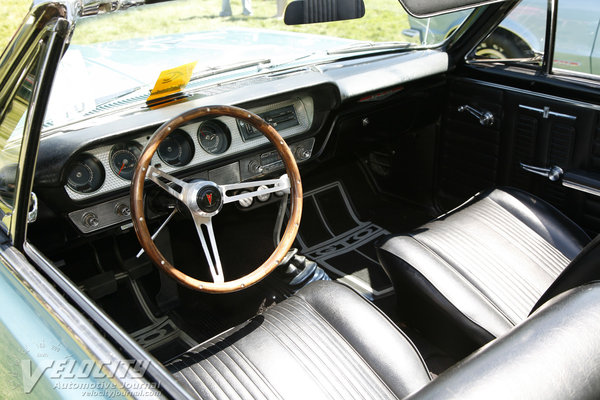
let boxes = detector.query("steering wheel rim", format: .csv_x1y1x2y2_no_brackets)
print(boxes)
131,105,303,293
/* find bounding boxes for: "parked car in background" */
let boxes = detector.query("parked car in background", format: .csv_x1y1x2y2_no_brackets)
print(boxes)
406,0,600,75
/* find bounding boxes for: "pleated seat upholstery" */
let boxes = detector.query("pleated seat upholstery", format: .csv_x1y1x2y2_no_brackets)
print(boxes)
165,281,600,400
167,281,432,400
376,187,592,344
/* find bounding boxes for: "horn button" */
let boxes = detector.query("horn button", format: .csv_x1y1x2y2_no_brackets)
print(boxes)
196,185,222,214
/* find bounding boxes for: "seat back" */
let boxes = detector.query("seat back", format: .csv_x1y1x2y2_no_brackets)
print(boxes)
407,283,600,400
532,234,600,313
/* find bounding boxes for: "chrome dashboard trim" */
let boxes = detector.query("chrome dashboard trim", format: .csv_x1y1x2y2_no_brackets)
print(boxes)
65,96,313,200
68,138,315,233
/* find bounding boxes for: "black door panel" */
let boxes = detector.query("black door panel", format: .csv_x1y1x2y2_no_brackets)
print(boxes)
436,80,503,210
438,77,600,235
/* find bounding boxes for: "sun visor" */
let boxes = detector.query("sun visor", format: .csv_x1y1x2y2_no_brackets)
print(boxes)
397,0,511,17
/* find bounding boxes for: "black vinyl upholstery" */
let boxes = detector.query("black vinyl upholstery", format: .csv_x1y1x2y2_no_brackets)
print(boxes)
376,187,592,344
167,281,432,399
166,280,600,400
406,283,600,400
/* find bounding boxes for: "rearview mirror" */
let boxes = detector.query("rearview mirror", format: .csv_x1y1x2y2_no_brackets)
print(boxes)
284,0,365,25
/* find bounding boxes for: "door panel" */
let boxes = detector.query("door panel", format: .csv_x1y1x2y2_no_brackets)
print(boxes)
437,77,600,235
436,80,503,210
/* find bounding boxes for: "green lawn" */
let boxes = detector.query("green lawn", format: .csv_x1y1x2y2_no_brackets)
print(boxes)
3,0,412,51
1,0,31,52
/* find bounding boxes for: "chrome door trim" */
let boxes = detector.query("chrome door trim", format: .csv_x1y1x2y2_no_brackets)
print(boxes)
23,241,195,400
458,77,600,112
562,180,600,197
2,243,164,399
518,104,577,120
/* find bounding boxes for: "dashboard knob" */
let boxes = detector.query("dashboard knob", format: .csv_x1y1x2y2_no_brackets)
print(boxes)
238,191,254,208
256,185,271,202
295,146,311,161
115,203,131,217
82,212,99,228
248,160,263,174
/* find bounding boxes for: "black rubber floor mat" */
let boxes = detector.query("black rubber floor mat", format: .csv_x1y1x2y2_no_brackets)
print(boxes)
295,182,393,299
125,279,199,362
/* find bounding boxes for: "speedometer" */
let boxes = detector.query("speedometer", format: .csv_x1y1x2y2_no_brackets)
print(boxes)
197,120,231,155
109,141,142,181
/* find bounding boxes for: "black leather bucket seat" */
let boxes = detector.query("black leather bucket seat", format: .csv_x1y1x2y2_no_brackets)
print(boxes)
376,187,599,346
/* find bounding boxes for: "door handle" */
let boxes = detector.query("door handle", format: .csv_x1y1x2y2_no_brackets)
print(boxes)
457,105,495,127
519,163,563,181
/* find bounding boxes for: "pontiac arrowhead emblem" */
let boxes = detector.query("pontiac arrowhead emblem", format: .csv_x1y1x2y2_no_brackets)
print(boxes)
197,186,221,213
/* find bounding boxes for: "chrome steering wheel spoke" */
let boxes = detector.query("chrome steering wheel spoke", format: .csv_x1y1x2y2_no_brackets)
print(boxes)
146,165,188,201
191,213,225,284
220,174,290,204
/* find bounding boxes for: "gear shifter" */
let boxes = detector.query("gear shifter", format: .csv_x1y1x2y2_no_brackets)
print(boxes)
278,248,330,292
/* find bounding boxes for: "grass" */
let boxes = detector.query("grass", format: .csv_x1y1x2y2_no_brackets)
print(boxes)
72,0,411,44
2,0,412,49
1,0,31,52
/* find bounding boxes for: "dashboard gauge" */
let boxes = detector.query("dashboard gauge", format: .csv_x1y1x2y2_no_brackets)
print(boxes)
157,129,194,167
109,141,142,181
197,120,231,155
66,154,105,193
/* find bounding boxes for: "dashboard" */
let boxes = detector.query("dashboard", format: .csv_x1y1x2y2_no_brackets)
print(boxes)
64,96,313,201
61,96,317,234
33,49,449,237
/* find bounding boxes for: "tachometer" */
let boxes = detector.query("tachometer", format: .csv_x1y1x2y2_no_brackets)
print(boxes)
157,129,194,167
66,154,105,193
197,120,231,155
109,141,142,181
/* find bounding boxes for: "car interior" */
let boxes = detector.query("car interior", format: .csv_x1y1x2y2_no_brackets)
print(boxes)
9,0,600,397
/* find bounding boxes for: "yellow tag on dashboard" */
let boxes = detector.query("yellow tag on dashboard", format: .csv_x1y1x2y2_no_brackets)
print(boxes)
146,61,198,104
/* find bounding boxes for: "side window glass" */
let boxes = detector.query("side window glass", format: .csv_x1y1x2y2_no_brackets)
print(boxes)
469,0,546,64
0,56,40,230
553,2,600,77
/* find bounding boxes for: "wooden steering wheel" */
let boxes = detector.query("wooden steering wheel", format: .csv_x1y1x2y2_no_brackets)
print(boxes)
131,105,303,293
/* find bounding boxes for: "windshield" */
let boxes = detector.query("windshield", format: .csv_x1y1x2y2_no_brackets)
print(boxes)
44,0,472,129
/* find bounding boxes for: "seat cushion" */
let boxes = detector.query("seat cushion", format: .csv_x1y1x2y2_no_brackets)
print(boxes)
376,187,590,343
167,281,431,400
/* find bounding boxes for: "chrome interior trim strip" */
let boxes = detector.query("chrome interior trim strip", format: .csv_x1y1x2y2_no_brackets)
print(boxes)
562,180,600,197
460,77,600,112
518,104,577,120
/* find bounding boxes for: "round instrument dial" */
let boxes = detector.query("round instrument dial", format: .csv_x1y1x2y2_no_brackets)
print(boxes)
157,129,194,167
66,154,105,193
110,142,142,181
197,120,231,155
